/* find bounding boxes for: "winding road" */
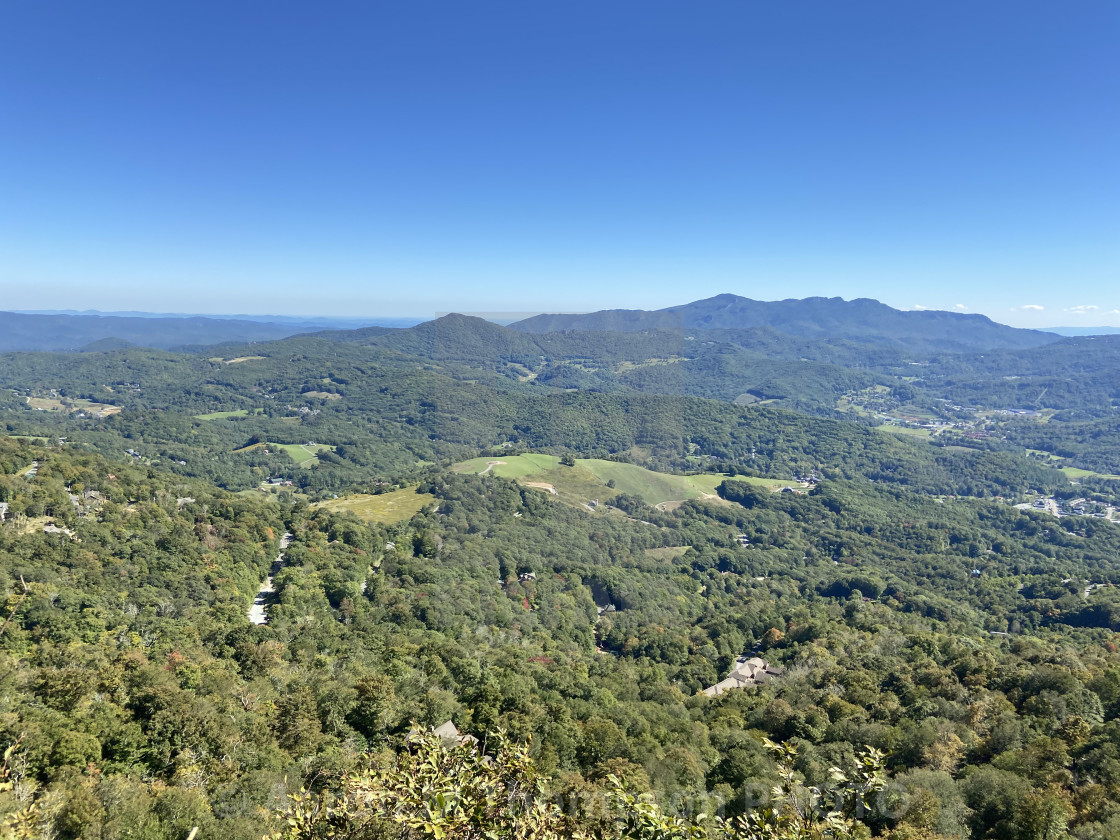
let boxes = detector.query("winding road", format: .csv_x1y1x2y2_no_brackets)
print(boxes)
249,532,292,625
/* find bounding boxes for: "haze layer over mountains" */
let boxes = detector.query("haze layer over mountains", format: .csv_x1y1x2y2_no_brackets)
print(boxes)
0,295,1064,354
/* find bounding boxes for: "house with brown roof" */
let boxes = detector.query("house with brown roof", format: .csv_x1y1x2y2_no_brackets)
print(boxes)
701,656,782,697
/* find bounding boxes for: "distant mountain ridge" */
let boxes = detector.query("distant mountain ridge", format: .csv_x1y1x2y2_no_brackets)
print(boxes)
1043,326,1120,336
0,310,425,352
0,297,1062,354
12,309,422,330
510,294,1059,352
0,311,301,352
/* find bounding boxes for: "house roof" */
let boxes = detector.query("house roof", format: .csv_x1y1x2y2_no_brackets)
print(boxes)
432,721,461,739
433,720,480,747
701,657,782,696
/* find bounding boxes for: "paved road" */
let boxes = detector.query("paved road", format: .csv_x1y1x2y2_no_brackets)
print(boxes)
249,532,292,625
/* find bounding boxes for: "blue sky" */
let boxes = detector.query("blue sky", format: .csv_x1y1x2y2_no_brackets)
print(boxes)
1,1,1117,326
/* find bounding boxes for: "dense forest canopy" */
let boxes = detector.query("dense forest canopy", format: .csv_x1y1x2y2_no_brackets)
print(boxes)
1,301,1119,838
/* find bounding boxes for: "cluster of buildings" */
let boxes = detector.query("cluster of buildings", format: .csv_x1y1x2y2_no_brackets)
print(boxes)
1019,496,1115,519
496,571,537,586
701,656,783,697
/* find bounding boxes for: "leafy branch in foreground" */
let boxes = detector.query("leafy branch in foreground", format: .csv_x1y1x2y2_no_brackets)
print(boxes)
265,730,886,840
0,739,38,840
267,727,586,840
725,740,886,840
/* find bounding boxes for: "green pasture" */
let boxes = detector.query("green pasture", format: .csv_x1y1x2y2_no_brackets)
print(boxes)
452,453,560,478
1062,466,1120,481
315,486,437,524
235,441,335,467
875,424,932,438
452,453,803,508
644,546,693,561
195,409,251,420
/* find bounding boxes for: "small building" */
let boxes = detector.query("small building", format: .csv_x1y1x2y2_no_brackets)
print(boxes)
702,657,783,697
432,721,479,747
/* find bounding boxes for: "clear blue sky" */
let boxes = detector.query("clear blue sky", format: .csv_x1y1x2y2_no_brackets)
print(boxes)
1,1,1117,326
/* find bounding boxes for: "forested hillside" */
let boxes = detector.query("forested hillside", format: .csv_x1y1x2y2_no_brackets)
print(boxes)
2,303,1120,838
0,339,1069,499
3,433,1120,837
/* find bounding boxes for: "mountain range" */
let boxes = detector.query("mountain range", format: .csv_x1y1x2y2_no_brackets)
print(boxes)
0,295,1068,354
510,294,1059,352
0,311,414,352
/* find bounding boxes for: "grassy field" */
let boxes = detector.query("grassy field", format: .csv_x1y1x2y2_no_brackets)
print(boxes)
314,486,437,524
1017,448,1120,481
875,424,932,438
207,355,267,364
613,356,687,373
1061,466,1120,481
78,399,120,416
27,397,66,411
452,454,802,508
29,397,116,413
28,396,120,416
195,409,251,420
644,546,693,561
276,443,333,466
453,453,561,479
17,516,53,535
235,441,336,466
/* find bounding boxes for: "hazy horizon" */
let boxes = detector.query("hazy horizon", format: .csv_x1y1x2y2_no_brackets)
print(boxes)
2,2,1117,328
8,295,1120,335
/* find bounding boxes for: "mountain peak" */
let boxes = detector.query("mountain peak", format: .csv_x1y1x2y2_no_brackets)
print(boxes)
510,294,1057,352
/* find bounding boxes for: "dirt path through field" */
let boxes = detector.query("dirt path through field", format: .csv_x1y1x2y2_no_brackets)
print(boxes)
479,460,505,475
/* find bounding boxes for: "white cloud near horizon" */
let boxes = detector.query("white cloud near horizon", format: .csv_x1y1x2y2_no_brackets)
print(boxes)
1064,305,1099,314
1011,304,1045,311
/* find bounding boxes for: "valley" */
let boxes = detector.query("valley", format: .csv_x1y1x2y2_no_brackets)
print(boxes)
2,296,1120,839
